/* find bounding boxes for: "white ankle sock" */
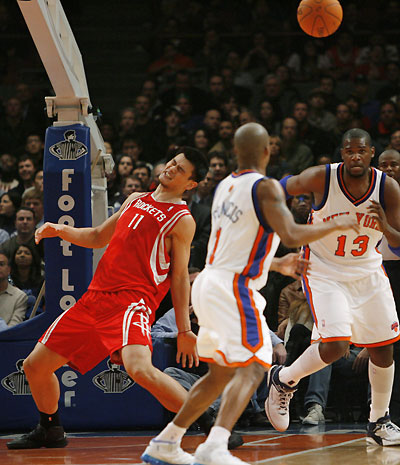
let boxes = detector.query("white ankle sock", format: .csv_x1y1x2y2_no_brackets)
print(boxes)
279,343,328,387
154,422,186,443
369,361,394,423
205,426,230,448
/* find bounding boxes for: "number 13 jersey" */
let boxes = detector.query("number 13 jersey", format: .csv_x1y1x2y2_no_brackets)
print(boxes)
89,192,191,308
306,163,387,281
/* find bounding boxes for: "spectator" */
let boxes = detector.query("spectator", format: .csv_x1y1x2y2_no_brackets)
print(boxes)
204,74,226,110
153,107,188,161
266,135,290,180
120,136,143,162
148,162,166,191
33,170,43,193
208,152,229,184
377,61,400,101
22,187,44,227
192,128,211,157
111,175,144,212
241,31,269,78
318,75,340,114
352,44,387,82
132,161,152,191
0,253,28,329
331,103,354,148
10,243,43,304
24,133,44,167
192,169,216,207
238,108,257,126
257,99,280,135
307,89,336,133
280,117,313,174
371,101,400,149
209,120,234,162
349,74,380,128
0,96,34,155
201,109,221,146
220,93,240,126
116,107,136,142
134,94,156,160
220,67,252,107
286,39,331,82
0,191,21,235
141,78,163,119
292,101,334,159
194,28,229,75
0,207,41,261
0,153,19,194
114,155,134,195
175,95,203,133
388,129,400,152
326,31,360,81
9,154,36,197
147,41,194,77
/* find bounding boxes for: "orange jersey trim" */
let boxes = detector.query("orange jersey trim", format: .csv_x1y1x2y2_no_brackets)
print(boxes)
199,351,271,369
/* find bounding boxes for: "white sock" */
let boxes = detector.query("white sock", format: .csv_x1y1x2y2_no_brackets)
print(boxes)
279,343,328,387
154,422,186,443
205,426,230,448
369,361,394,423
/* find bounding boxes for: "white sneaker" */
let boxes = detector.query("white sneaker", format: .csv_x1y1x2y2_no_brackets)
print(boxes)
302,403,325,425
264,365,297,432
141,439,194,465
367,413,400,447
193,442,250,465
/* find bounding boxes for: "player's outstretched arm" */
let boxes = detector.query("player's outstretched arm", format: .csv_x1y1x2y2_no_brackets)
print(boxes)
170,214,199,368
368,176,400,250
35,192,143,248
257,178,360,248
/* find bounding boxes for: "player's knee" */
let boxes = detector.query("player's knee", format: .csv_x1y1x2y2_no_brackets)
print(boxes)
320,340,349,363
127,363,156,385
23,355,42,378
237,362,265,387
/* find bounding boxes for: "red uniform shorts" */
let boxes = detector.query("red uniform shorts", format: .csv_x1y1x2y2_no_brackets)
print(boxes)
39,289,154,374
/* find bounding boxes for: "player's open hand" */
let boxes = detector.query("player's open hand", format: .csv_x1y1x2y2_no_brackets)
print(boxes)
177,330,199,368
332,215,360,233
35,222,62,244
367,199,387,232
277,252,310,279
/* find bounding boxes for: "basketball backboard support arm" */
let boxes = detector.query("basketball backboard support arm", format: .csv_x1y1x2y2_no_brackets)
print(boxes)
16,0,113,270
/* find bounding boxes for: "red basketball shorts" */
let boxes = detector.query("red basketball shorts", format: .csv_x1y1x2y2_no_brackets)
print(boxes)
39,289,155,374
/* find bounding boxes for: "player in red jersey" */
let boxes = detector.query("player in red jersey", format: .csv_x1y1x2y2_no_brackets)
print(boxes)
7,147,209,450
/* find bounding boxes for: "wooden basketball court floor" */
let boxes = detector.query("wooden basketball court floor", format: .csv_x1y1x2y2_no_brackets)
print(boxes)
2,423,400,465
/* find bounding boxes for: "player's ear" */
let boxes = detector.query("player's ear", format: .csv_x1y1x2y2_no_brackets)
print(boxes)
186,180,198,191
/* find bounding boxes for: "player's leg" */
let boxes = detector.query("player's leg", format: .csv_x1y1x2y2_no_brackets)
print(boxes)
142,363,235,465
367,344,400,446
7,343,69,450
191,361,265,465
121,344,189,412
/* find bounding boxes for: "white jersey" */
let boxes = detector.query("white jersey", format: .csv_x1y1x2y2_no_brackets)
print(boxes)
205,170,280,290
306,163,386,281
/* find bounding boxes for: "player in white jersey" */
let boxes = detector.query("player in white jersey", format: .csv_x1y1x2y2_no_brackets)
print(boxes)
142,123,358,465
266,129,400,447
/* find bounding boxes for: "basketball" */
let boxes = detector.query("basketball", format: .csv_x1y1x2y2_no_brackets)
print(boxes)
297,0,343,38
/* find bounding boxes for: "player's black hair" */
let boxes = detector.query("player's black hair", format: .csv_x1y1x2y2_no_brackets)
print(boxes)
169,146,209,183
342,128,372,147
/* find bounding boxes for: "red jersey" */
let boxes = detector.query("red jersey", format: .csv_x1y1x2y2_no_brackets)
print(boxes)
89,192,191,309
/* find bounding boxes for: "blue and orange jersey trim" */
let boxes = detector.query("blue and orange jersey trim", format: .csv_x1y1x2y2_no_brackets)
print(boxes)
252,178,273,232
231,169,257,178
313,164,331,211
232,229,274,353
379,171,386,210
337,163,377,206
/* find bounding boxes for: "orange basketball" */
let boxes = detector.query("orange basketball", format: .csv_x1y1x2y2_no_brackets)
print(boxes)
297,0,343,38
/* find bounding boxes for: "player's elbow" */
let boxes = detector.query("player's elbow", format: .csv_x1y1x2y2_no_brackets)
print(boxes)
279,231,300,249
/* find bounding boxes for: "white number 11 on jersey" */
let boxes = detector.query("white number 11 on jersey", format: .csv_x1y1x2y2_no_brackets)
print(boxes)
128,214,144,230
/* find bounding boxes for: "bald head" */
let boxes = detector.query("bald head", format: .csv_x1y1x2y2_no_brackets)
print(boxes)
378,149,400,184
234,123,270,163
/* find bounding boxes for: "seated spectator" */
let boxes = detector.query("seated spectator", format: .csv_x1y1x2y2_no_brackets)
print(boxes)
266,135,290,180
10,243,44,319
113,155,135,196
116,107,136,142
318,75,340,114
191,129,211,157
175,95,203,133
9,154,36,197
239,108,257,126
182,188,211,270
256,99,280,136
326,31,360,81
201,109,222,146
280,117,313,175
24,133,44,167
0,191,21,235
120,136,143,163
147,41,194,77
148,162,166,191
132,161,152,191
371,101,400,149
0,207,42,261
286,39,331,82
388,129,400,152
111,175,144,212
152,106,188,160
0,253,28,329
209,120,234,163
208,151,229,184
0,152,19,194
307,89,336,133
22,187,44,227
33,169,43,193
192,169,216,207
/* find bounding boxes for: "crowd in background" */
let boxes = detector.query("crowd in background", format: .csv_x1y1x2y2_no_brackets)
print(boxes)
1,0,400,424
